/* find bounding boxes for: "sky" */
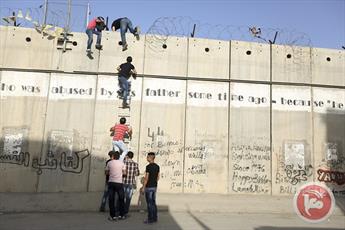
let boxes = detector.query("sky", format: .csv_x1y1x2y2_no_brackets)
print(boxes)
0,0,344,49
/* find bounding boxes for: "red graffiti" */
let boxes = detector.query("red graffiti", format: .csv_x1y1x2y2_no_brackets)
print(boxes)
317,169,345,185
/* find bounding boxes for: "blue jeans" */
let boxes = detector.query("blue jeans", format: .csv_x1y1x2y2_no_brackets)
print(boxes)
99,183,109,211
108,182,125,218
120,17,135,46
118,76,129,104
145,187,157,222
86,28,101,49
112,140,127,161
124,184,134,215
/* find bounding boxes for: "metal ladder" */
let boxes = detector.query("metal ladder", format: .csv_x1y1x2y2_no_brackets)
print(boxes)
117,81,132,150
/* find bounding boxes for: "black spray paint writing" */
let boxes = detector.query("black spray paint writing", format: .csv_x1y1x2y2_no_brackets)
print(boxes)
0,149,90,175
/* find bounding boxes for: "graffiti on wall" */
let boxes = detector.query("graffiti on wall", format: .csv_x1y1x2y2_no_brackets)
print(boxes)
0,128,90,175
142,126,183,191
0,149,90,175
317,169,345,186
1,127,29,155
275,141,313,194
231,137,271,194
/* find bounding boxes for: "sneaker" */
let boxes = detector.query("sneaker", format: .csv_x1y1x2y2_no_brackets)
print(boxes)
134,26,140,41
122,103,130,108
134,26,141,34
108,216,118,221
122,43,128,51
143,219,154,224
95,44,103,50
119,215,126,220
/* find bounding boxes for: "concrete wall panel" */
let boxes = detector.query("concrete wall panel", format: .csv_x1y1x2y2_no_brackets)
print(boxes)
187,38,229,79
2,27,55,70
312,48,345,86
272,86,313,195
144,35,188,77
37,73,96,192
184,81,228,194
0,71,49,192
312,87,345,193
98,31,145,74
229,83,271,195
138,78,186,193
88,75,143,191
272,45,311,83
231,40,270,81
52,33,99,73
0,26,8,67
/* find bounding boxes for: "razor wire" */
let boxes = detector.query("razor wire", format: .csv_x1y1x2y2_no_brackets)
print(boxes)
146,16,313,49
0,1,87,36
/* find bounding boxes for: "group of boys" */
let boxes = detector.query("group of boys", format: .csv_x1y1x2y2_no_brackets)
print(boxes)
101,117,160,224
86,16,140,52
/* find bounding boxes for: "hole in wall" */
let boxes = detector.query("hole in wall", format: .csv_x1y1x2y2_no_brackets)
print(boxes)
25,37,31,42
246,50,251,55
326,57,331,62
287,54,292,59
72,41,78,46
205,47,210,52
162,44,167,49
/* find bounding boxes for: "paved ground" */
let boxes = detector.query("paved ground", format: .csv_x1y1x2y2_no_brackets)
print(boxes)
0,210,344,230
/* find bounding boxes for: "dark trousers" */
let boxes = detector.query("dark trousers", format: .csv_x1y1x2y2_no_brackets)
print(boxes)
86,28,101,49
124,184,134,214
99,183,109,211
118,75,129,104
145,187,158,222
108,182,125,218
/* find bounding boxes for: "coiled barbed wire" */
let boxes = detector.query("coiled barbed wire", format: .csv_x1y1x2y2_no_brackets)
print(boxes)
146,16,312,51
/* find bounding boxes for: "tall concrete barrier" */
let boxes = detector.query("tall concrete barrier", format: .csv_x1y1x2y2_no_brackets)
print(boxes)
0,26,344,210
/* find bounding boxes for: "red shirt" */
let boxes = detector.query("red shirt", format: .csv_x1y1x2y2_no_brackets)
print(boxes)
112,124,129,141
87,18,97,29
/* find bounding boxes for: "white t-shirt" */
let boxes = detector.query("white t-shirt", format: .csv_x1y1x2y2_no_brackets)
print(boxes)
106,160,126,183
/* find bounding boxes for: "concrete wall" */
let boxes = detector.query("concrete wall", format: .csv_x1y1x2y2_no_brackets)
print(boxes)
0,26,344,198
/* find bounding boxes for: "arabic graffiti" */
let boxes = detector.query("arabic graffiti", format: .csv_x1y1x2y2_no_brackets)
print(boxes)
0,149,90,175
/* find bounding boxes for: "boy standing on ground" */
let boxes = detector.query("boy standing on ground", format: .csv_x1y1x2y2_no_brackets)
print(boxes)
111,17,140,51
86,16,105,52
140,152,160,224
106,151,126,221
117,56,137,108
123,151,140,217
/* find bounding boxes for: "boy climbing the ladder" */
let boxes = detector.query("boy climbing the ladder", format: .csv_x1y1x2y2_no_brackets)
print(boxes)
117,56,137,108
110,117,132,161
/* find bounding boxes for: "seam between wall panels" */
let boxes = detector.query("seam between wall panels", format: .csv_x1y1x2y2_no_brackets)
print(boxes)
86,74,99,192
227,40,231,194
182,37,190,193
86,47,102,192
310,46,315,184
137,34,147,166
269,44,273,195
35,72,52,192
